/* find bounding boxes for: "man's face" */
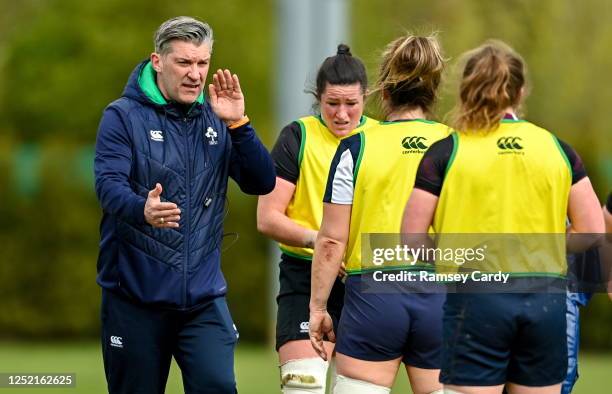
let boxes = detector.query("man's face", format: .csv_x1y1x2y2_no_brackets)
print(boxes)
151,40,211,105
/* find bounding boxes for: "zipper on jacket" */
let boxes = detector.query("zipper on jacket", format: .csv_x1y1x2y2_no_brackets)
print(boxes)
182,116,190,308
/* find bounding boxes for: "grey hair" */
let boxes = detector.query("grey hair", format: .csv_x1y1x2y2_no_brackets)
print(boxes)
154,16,214,55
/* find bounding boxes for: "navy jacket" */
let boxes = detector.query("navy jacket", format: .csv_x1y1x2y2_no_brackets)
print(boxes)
94,60,275,309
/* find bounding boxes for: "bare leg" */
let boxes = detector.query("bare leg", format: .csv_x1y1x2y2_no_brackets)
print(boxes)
443,384,504,394
506,382,562,394
405,365,442,394
279,339,335,364
279,340,334,393
335,352,401,388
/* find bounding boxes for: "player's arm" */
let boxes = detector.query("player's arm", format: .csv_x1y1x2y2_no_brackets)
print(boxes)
309,202,351,360
401,189,438,251
566,178,604,254
257,122,318,248
552,139,603,251
309,136,359,359
257,178,317,248
310,203,351,309
567,177,604,236
401,136,452,250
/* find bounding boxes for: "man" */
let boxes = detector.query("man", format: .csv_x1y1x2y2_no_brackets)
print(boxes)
94,16,275,394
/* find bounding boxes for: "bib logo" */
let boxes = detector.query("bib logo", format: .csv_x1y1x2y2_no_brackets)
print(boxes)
497,137,525,155
402,136,428,154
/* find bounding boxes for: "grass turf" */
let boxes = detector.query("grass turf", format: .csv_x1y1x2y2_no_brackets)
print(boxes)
0,342,609,393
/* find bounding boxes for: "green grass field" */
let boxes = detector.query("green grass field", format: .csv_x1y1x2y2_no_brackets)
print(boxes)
0,342,610,393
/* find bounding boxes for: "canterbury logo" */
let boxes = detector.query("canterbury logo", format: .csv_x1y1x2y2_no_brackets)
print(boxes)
149,130,164,142
402,136,428,150
110,336,123,348
497,137,523,150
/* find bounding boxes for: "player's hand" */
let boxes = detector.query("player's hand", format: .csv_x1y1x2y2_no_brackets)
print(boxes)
308,309,335,361
338,261,347,279
208,69,245,125
144,183,181,228
304,229,318,249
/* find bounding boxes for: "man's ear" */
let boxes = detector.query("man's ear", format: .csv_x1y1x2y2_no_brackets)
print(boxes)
151,52,162,72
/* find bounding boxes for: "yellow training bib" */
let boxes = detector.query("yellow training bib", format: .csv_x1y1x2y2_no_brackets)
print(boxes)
281,115,377,259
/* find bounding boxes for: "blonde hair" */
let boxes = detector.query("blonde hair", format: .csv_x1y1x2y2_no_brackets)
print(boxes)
452,40,526,133
373,33,445,118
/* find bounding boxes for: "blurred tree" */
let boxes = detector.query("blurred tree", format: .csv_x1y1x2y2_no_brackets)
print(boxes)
0,139,100,338
0,0,275,144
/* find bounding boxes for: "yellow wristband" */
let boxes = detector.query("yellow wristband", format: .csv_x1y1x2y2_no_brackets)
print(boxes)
227,115,249,130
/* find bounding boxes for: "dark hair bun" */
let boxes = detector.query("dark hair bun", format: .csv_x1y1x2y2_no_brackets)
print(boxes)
337,44,352,56
311,43,367,99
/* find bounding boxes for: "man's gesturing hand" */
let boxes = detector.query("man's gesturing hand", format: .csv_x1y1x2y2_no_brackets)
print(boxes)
144,183,181,228
309,310,335,361
208,69,245,125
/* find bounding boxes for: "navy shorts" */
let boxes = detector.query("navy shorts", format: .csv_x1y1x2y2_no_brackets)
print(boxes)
335,275,445,369
276,254,345,350
440,292,567,387
101,290,238,394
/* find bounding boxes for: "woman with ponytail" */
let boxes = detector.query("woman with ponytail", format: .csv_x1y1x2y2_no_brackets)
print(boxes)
258,44,376,394
309,34,448,394
402,40,603,394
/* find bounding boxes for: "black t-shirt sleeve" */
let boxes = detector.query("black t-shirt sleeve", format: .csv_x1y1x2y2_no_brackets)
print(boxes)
270,122,302,184
414,134,455,196
557,138,587,184
606,192,612,213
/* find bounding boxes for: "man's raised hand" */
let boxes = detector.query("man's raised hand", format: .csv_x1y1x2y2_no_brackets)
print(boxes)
208,69,245,125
